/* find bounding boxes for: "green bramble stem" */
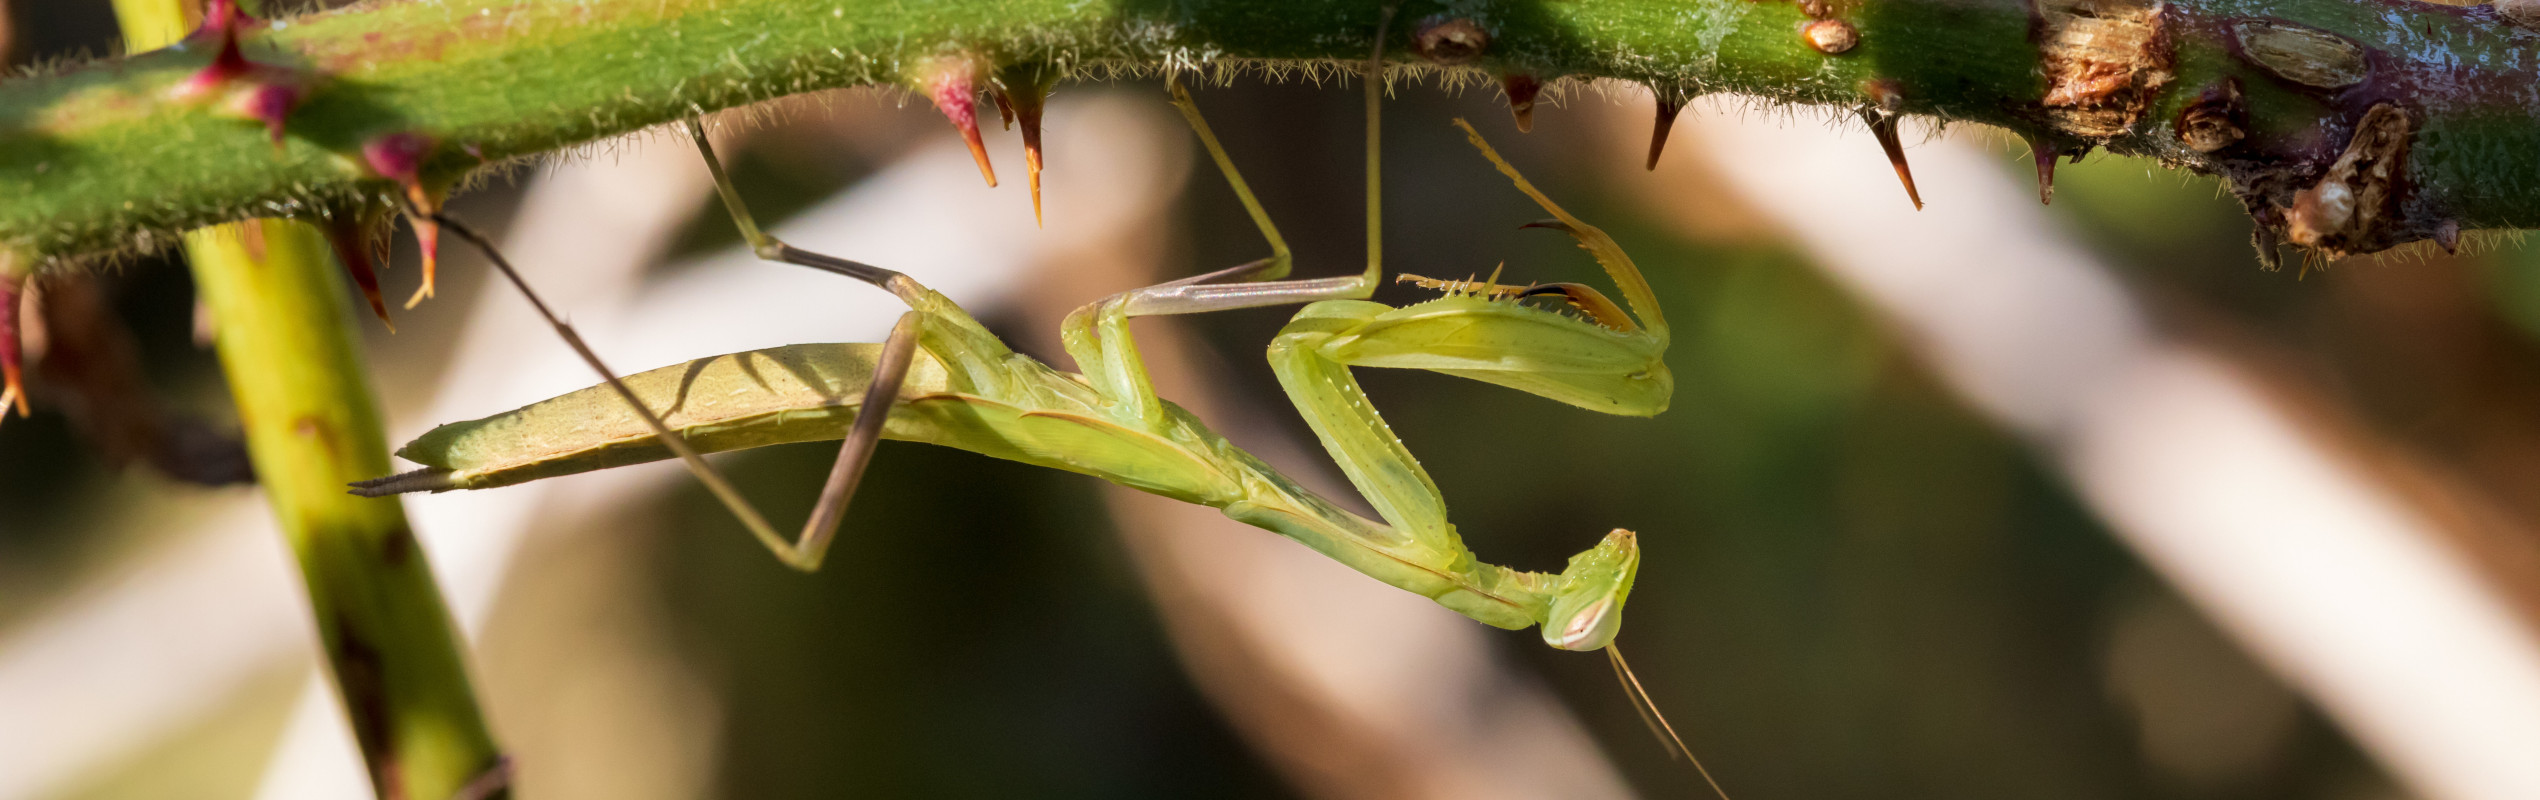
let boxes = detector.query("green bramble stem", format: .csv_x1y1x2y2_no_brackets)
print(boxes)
6,0,2538,267
107,3,504,799
189,221,505,800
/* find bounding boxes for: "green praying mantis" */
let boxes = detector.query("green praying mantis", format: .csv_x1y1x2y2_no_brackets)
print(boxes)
355,34,1719,791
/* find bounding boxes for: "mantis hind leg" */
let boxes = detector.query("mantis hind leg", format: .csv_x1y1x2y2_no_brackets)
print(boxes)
429,207,926,572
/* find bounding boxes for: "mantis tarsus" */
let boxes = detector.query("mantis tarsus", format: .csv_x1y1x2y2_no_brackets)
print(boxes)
356,41,1723,794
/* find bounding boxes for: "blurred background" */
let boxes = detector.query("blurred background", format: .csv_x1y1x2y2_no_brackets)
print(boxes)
5,2,2540,799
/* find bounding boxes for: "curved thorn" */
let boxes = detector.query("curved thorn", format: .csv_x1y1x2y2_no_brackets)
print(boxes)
326,216,394,330
1860,108,1923,211
1011,87,1048,228
2029,137,2058,205
401,184,442,310
927,65,997,188
995,64,1060,228
1646,95,1683,171
1501,73,1543,133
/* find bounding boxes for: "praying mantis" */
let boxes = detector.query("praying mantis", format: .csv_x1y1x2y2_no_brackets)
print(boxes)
355,35,1711,783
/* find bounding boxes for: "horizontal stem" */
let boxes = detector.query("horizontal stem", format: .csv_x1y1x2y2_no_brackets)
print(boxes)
2,0,2535,263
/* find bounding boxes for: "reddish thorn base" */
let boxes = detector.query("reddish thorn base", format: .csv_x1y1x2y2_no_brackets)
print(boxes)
234,83,304,147
927,68,997,187
363,133,435,183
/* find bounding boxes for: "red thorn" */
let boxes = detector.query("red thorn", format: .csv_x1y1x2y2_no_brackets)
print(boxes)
405,200,440,310
1502,74,1543,133
326,216,394,330
231,82,304,148
1008,90,1048,228
994,64,1057,226
173,0,265,101
2028,137,2058,205
358,132,444,308
1646,95,1682,171
1,275,26,417
1860,108,1922,211
175,30,252,99
2435,220,2462,254
926,65,997,188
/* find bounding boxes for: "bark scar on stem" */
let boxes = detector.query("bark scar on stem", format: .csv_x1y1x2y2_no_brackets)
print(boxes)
2037,0,2173,140
2285,102,2414,256
2175,77,2248,153
2232,20,2368,91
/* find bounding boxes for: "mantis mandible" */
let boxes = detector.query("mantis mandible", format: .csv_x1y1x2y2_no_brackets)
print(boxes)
356,33,1718,789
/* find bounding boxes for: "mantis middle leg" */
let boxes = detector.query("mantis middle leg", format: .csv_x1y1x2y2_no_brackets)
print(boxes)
629,34,1394,569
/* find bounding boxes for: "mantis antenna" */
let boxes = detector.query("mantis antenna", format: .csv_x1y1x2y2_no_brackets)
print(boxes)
1610,644,1732,800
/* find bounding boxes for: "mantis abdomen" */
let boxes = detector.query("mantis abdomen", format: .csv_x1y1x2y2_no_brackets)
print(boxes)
377,342,1246,508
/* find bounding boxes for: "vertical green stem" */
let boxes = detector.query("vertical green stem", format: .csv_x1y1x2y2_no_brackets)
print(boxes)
111,3,503,799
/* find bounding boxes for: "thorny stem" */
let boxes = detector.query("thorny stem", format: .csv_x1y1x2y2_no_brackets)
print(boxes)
107,3,505,799
3,0,2537,265
189,219,507,800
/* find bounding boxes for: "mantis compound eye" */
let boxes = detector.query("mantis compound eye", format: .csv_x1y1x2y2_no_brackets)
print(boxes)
1544,529,1640,651
1549,594,1623,651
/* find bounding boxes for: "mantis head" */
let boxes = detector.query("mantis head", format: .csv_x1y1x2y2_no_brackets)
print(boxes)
1544,529,1641,651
